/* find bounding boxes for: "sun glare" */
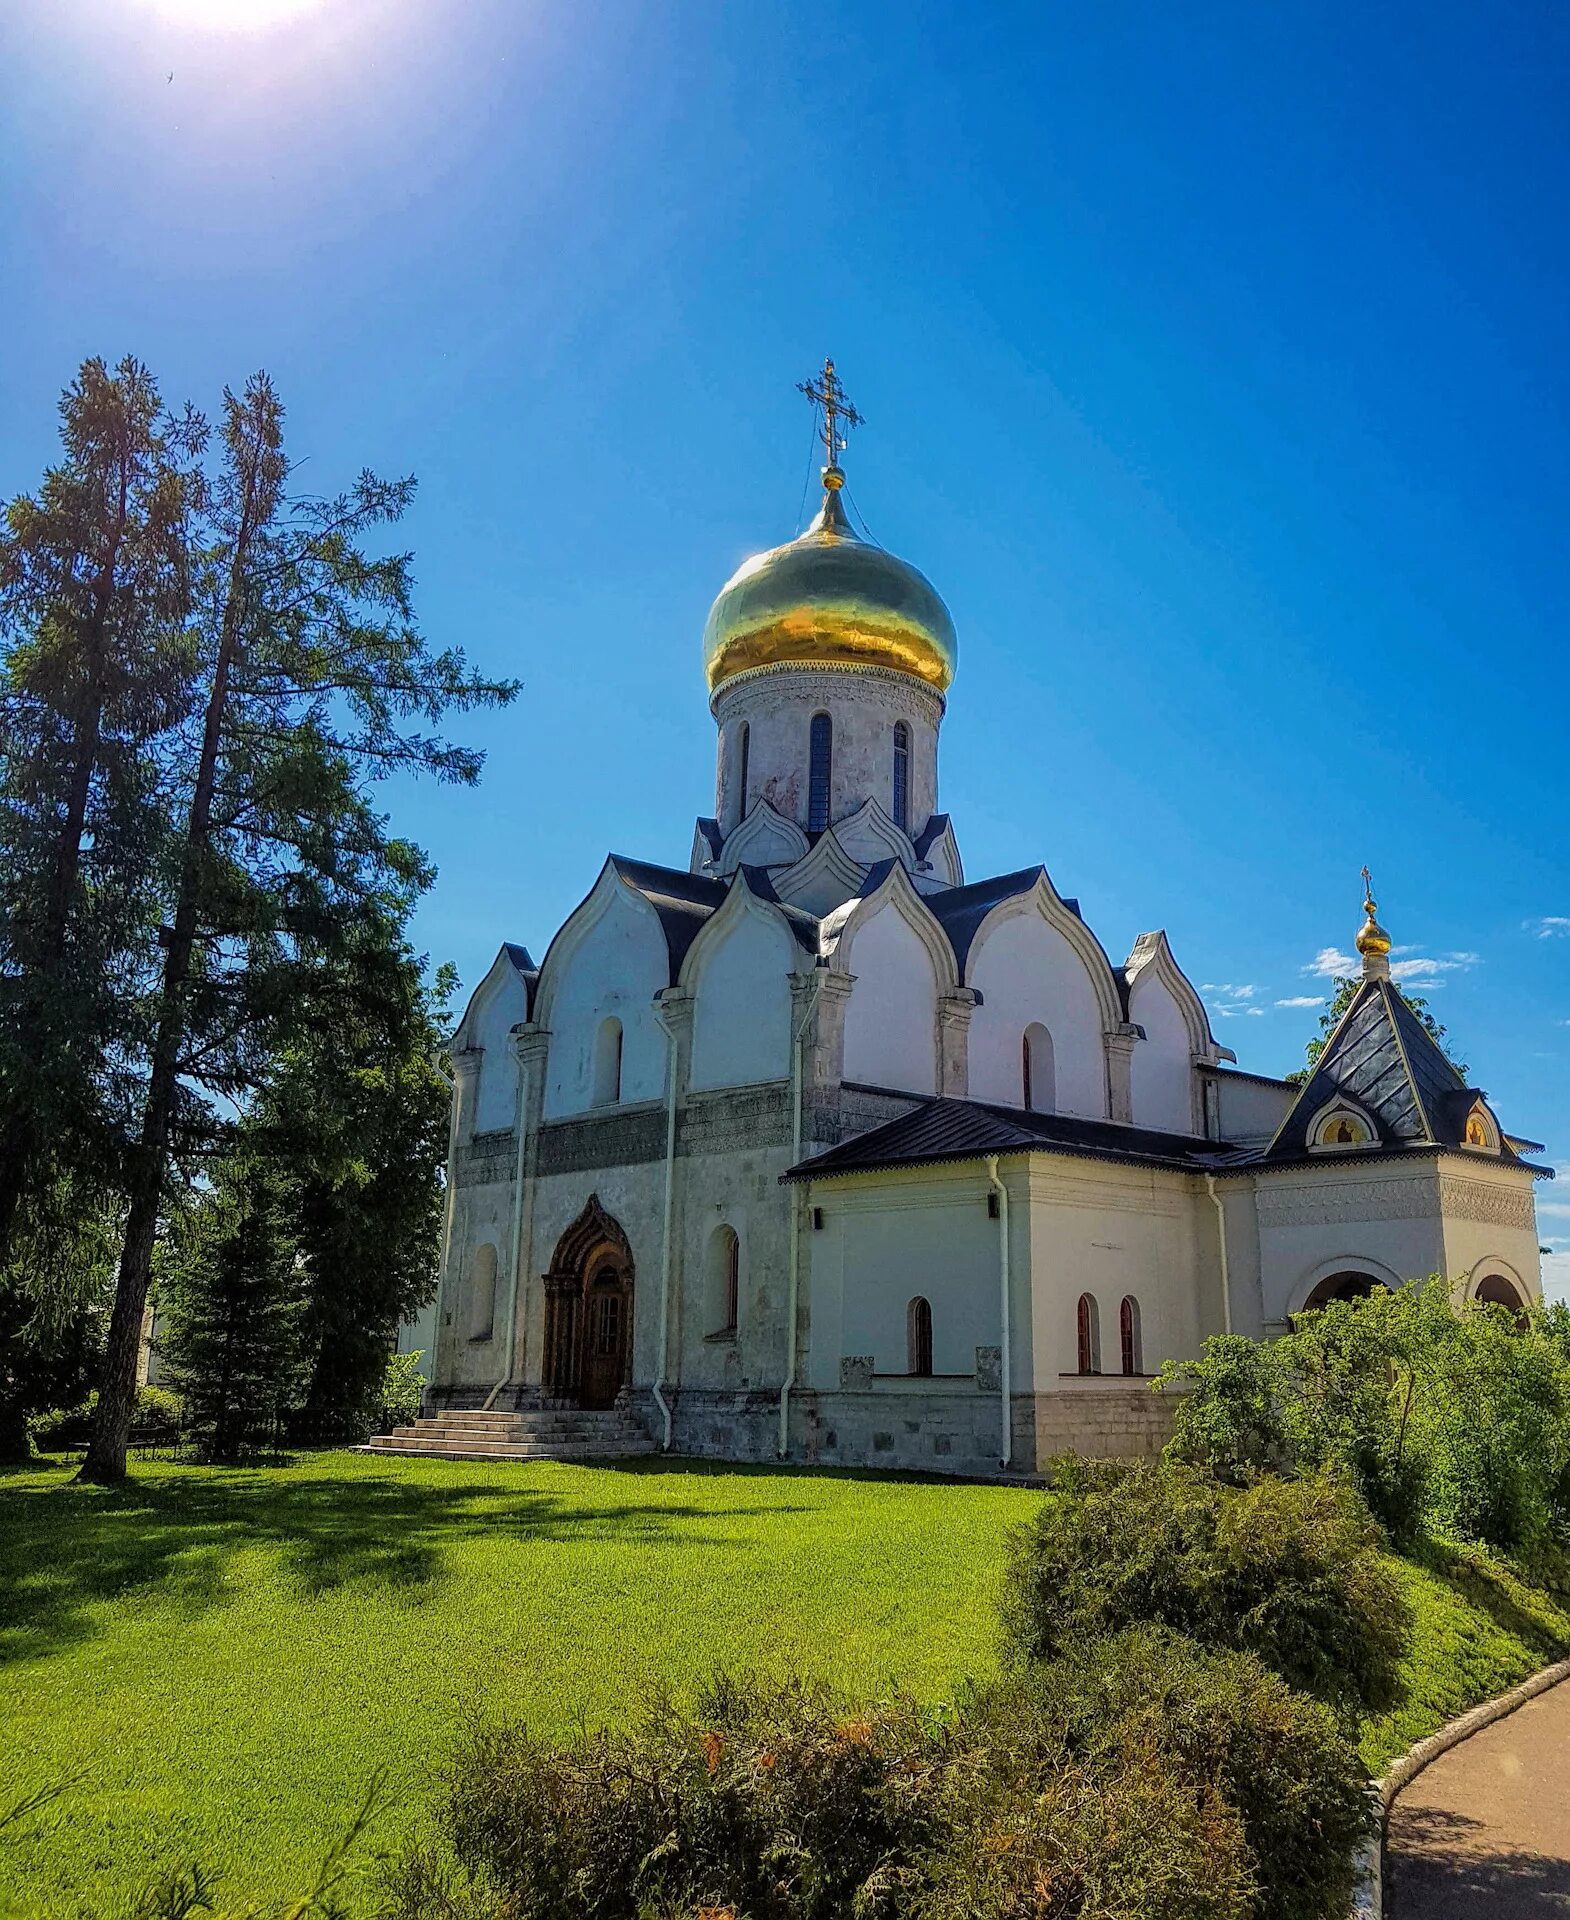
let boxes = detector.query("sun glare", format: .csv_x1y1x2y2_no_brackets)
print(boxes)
144,0,321,29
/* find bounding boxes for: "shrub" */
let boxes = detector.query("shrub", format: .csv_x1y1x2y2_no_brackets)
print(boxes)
940,1629,1371,1920
31,1383,183,1451
1163,1281,1570,1557
1000,1456,1409,1715
388,1673,945,1920
377,1350,427,1431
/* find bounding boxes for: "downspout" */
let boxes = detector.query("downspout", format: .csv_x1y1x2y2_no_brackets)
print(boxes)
484,1031,533,1411
425,1055,459,1408
778,965,825,1458
1205,1173,1234,1336
987,1155,1012,1470
651,1002,680,1451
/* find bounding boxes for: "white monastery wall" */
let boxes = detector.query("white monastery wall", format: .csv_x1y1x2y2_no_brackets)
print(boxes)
688,909,794,1091
839,903,940,1092
967,911,1108,1115
1435,1160,1543,1304
1022,1161,1212,1386
466,964,528,1134
712,667,942,835
1207,1069,1296,1145
1252,1162,1447,1330
806,1163,1002,1386
1128,971,1197,1134
541,890,669,1118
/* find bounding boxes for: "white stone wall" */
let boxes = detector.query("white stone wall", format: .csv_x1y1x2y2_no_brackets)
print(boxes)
688,905,795,1092
1436,1159,1543,1304
967,909,1109,1117
712,665,943,836
1206,1068,1296,1146
1252,1160,1447,1330
838,901,941,1093
457,953,529,1135
538,887,669,1118
1128,970,1198,1135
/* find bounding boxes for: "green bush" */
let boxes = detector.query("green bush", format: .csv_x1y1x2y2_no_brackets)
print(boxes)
384,1673,945,1920
1162,1280,1570,1557
1000,1456,1409,1716
30,1383,183,1450
377,1350,427,1431
937,1629,1371,1920
379,1644,1370,1920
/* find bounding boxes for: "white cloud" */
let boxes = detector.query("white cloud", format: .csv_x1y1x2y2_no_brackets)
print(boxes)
1276,995,1323,1009
1535,1201,1570,1221
1246,1007,1265,1017
1305,948,1360,978
1543,1250,1570,1308
1201,983,1258,999
1529,918,1570,939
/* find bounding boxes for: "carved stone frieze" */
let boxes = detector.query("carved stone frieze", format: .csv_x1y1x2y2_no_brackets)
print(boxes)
1255,1177,1434,1227
1438,1177,1537,1231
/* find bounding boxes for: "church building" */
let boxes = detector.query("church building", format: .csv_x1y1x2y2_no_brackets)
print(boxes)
387,363,1549,1476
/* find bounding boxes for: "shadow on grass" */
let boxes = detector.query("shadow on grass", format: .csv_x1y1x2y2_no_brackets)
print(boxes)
1414,1538,1570,1659
0,1460,810,1669
1388,1802,1570,1916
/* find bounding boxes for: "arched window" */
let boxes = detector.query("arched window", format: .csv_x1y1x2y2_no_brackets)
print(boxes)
1119,1296,1141,1376
706,1224,740,1337
1076,1293,1100,1375
892,721,910,831
907,1296,933,1376
467,1244,498,1342
1475,1273,1527,1318
1022,1023,1055,1113
1301,1270,1384,1313
737,721,751,819
808,712,833,833
592,1016,623,1105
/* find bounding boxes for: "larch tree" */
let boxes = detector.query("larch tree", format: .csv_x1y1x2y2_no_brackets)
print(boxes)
80,373,515,1483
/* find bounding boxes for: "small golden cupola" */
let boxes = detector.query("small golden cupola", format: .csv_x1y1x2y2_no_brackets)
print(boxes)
701,359,958,697
1355,866,1392,981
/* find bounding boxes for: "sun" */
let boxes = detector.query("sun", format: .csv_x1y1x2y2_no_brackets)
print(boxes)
143,0,322,29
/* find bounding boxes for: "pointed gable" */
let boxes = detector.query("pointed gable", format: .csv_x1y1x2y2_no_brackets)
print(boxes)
1266,978,1479,1160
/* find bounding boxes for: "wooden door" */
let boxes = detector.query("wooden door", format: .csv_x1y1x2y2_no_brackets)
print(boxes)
580,1268,627,1409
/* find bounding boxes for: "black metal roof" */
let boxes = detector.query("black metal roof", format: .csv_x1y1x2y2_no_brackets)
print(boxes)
1262,977,1543,1168
609,855,820,981
784,1095,1233,1181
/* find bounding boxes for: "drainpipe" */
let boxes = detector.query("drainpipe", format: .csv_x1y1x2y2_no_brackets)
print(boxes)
778,965,826,1458
484,1029,535,1412
1205,1173,1234,1336
987,1155,1012,1470
425,1053,461,1407
651,1001,681,1451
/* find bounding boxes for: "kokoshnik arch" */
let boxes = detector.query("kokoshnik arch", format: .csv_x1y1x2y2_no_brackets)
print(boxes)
407,362,1551,1476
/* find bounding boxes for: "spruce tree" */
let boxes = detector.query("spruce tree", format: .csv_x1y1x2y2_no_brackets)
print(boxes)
161,1156,309,1462
81,374,515,1481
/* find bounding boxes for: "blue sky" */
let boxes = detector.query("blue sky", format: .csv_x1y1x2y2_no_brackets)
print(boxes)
4,1,1568,1286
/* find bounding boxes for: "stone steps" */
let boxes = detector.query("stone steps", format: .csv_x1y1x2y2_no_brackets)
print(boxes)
361,1406,656,1464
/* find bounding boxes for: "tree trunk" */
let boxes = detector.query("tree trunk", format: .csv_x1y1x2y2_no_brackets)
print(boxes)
80,450,260,1485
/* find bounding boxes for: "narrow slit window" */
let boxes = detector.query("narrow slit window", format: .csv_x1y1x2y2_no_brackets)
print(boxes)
1076,1293,1100,1375
737,721,750,818
892,721,910,830
808,712,833,832
1119,1296,1141,1376
907,1296,933,1376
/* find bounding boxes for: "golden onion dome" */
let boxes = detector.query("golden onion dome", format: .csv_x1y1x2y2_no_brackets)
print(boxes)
1356,870,1392,957
702,472,958,695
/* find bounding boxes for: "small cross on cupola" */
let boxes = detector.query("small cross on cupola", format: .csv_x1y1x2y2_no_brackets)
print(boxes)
796,356,865,496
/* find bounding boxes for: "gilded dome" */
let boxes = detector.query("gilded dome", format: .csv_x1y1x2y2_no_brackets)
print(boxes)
702,478,957,695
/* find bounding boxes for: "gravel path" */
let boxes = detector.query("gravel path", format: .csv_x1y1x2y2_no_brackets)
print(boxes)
1387,1680,1570,1915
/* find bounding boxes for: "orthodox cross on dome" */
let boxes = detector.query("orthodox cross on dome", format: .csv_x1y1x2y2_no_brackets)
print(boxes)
797,357,864,490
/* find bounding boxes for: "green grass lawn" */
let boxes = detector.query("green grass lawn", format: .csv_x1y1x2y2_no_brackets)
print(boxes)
6,1451,1570,1919
0,1452,1028,1918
